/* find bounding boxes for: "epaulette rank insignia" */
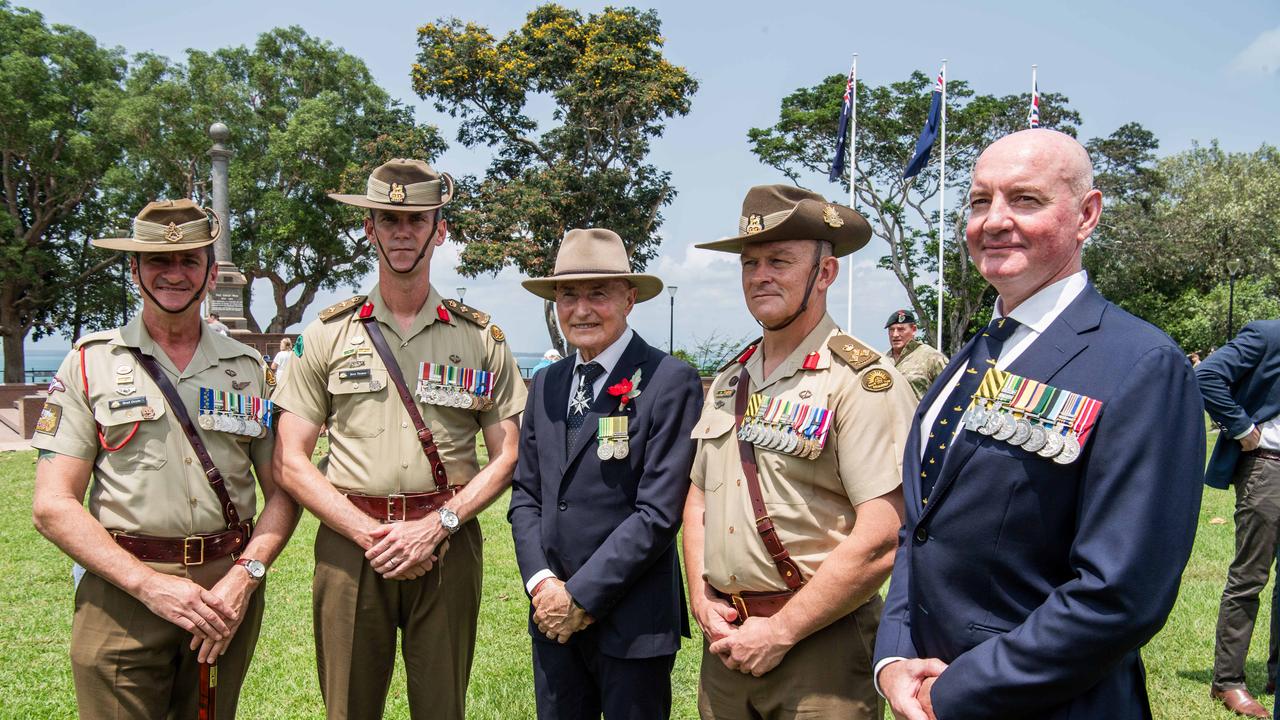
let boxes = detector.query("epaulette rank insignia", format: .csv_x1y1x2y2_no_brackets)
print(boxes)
718,337,763,373
319,295,367,323
828,334,880,371
443,299,490,327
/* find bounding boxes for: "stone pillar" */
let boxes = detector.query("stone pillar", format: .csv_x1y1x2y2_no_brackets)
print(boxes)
206,122,250,332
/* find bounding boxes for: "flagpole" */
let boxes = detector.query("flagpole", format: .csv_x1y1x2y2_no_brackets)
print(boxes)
847,53,857,332
937,60,947,351
1030,64,1037,129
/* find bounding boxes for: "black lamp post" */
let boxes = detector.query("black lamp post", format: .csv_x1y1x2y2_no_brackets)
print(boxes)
1226,258,1242,342
667,285,678,353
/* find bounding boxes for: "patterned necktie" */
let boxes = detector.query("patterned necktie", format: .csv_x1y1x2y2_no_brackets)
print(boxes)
919,317,1021,505
566,361,605,451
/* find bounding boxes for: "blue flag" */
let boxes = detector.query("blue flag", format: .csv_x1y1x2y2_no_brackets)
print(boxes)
903,69,945,179
828,64,856,182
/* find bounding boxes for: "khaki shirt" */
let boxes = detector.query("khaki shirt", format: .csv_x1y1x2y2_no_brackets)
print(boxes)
32,317,271,538
690,315,915,594
893,340,949,400
272,284,526,495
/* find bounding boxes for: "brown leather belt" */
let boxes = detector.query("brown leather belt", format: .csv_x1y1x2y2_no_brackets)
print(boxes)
1249,448,1280,463
716,588,795,624
345,489,460,522
112,521,252,565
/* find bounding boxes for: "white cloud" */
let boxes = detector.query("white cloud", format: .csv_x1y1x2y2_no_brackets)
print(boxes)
1230,26,1280,76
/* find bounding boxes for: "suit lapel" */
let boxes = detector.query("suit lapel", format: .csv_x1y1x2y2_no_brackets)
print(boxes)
546,359,573,468
562,333,651,473
919,285,1105,523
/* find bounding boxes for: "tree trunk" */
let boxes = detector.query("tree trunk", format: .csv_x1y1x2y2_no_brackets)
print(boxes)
267,278,319,333
0,288,28,383
543,300,568,356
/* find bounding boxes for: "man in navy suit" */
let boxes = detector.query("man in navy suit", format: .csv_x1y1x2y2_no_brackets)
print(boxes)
509,228,703,719
1200,320,1280,718
875,129,1205,720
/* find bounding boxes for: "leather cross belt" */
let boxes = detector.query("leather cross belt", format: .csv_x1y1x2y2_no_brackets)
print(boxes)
345,489,460,523
716,588,795,624
112,520,253,565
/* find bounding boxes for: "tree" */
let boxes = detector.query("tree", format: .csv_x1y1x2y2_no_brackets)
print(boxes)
105,29,446,333
749,71,1087,353
0,2,129,382
413,5,697,353
1084,142,1280,350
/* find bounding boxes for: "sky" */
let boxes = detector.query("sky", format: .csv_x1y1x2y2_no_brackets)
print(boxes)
20,0,1280,356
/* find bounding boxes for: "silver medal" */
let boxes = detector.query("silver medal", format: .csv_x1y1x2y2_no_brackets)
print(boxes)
1054,433,1082,464
199,413,214,431
613,441,629,460
993,413,1017,441
1023,425,1048,453
1010,418,1032,446
979,409,1003,436
1039,428,1065,458
597,441,614,460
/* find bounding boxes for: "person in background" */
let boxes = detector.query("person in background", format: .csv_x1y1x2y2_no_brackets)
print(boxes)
884,309,948,401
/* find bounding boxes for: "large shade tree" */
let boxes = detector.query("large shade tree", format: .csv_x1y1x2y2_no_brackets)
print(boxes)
413,4,697,353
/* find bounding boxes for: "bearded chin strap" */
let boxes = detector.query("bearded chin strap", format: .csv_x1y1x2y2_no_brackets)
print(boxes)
757,259,823,333
138,255,210,316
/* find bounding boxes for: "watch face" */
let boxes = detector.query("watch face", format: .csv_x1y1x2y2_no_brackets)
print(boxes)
241,559,266,579
439,508,460,529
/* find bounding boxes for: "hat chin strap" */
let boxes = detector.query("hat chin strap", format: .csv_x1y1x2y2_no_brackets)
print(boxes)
371,215,436,276
758,247,824,333
138,255,210,316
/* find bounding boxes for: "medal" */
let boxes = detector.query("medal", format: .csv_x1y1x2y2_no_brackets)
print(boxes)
993,412,1017,441
597,441,615,460
1023,425,1047,453
1039,426,1065,458
1054,433,1082,464
613,442,629,460
1010,417,1032,446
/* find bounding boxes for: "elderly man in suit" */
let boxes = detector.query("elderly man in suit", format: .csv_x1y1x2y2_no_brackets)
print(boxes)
875,129,1205,720
1199,320,1280,718
509,228,704,719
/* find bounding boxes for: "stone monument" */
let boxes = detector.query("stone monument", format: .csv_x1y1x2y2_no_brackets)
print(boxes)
206,122,250,333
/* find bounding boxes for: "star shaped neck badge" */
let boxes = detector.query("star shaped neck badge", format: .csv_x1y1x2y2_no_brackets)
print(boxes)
570,388,591,415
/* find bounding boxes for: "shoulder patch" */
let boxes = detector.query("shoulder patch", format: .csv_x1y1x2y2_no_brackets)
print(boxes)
73,329,117,350
828,334,880,371
443,299,490,327
717,336,763,373
861,368,894,392
319,295,367,323
490,324,506,343
35,403,62,435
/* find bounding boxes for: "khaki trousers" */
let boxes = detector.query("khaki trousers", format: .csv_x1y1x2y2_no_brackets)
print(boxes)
312,519,483,720
70,559,265,720
1214,454,1280,689
698,595,883,720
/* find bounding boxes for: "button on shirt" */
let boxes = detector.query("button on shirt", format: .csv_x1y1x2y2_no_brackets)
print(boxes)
525,327,635,595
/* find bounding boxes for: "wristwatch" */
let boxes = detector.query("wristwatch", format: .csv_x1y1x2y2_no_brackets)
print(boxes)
235,557,266,581
438,507,461,535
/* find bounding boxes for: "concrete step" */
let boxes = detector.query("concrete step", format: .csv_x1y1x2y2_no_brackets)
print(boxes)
0,406,20,434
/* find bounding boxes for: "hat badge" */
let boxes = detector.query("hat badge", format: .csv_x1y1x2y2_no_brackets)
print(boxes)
823,205,844,228
388,183,406,204
163,222,183,243
898,312,907,323
745,214,764,234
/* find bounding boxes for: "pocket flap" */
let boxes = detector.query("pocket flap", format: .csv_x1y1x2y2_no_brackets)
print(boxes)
691,410,736,440
327,368,389,396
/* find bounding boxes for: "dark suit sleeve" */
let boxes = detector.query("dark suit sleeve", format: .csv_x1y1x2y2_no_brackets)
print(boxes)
1197,322,1269,437
931,345,1205,718
508,371,549,591
873,524,921,663
564,361,702,618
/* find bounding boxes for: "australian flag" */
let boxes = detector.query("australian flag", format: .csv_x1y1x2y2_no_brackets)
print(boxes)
903,69,944,179
1028,79,1041,128
828,63,857,182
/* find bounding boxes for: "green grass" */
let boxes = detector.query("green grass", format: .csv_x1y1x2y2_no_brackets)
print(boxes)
0,427,1269,718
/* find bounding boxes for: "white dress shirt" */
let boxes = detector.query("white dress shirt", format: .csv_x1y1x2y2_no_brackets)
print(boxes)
528,326,635,595
876,270,1089,692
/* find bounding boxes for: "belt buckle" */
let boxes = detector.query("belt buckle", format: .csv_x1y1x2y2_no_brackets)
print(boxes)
183,535,206,565
730,594,749,622
385,494,407,523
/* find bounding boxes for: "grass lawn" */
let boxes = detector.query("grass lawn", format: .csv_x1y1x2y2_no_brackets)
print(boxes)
0,427,1270,719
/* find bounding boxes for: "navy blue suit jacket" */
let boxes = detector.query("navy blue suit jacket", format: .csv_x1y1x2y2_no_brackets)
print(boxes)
874,285,1205,720
1198,320,1280,489
508,332,701,659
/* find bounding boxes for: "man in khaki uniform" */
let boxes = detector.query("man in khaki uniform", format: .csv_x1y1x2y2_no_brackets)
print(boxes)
683,185,916,719
31,199,299,720
273,159,525,720
885,309,948,400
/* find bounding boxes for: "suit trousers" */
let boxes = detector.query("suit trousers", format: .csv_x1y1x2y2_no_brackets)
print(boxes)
1215,454,1280,689
70,561,265,720
698,595,883,720
312,519,483,720
531,626,677,720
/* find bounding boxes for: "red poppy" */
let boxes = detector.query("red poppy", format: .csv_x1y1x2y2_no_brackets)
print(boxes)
608,378,633,399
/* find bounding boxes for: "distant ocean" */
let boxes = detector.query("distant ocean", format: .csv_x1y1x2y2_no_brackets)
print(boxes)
25,347,549,378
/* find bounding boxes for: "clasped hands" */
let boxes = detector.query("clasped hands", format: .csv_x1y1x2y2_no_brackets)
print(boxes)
531,578,594,643
691,582,793,677
880,657,948,720
139,567,257,665
363,516,450,581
